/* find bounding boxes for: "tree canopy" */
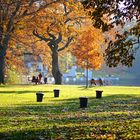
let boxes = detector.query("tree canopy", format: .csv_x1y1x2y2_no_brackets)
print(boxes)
30,0,91,84
82,0,140,67
0,0,60,84
72,26,104,70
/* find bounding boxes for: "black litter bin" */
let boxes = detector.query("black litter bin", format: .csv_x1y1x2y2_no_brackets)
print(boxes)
54,89,60,97
96,90,103,98
79,97,88,108
36,92,44,102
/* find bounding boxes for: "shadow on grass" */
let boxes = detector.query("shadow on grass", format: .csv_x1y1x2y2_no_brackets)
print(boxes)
77,85,100,90
0,124,129,140
0,94,139,115
0,84,36,88
0,125,121,140
0,90,52,94
0,94,139,140
0,114,139,140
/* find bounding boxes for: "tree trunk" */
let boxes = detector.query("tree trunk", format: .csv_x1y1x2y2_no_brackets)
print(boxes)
0,26,4,84
0,47,6,84
51,50,62,84
86,60,89,88
0,33,9,84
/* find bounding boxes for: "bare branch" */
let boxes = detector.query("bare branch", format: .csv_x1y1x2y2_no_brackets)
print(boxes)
22,0,36,16
56,32,62,44
33,29,51,42
6,1,21,33
63,3,71,16
47,27,56,40
58,36,73,52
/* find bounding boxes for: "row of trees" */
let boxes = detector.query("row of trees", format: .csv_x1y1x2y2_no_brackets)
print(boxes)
0,0,139,85
0,0,103,84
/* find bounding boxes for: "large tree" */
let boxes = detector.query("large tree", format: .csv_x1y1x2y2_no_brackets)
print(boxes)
0,0,60,84
72,26,104,87
31,1,90,84
82,0,140,67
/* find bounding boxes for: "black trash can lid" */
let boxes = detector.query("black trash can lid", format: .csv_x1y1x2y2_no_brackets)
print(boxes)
96,90,103,92
79,96,88,99
36,92,44,95
54,89,59,91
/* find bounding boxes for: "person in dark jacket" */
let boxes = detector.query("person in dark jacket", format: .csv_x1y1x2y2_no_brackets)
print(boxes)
38,73,42,84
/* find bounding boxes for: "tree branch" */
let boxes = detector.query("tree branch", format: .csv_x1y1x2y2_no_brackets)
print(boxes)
58,36,73,52
6,1,21,33
22,0,36,16
47,27,56,40
56,32,62,44
33,29,51,42
64,16,86,24
63,3,71,16
18,0,61,18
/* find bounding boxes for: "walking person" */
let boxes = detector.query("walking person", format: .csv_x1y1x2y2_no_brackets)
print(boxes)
44,76,47,84
38,73,42,84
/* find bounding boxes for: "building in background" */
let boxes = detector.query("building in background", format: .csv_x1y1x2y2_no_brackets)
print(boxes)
23,53,48,84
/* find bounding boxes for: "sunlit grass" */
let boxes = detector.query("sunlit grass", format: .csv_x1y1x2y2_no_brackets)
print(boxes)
0,85,140,139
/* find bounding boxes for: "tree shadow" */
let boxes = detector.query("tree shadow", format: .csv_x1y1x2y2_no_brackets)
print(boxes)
0,90,52,94
0,94,139,115
0,94,139,140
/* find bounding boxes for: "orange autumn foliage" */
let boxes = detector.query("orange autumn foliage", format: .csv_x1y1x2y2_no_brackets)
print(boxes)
0,0,61,75
11,0,90,73
72,27,104,70
2,0,100,76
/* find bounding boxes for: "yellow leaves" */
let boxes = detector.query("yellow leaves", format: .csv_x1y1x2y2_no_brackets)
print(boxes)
6,43,26,72
6,0,102,73
14,0,90,44
14,30,24,36
72,26,104,70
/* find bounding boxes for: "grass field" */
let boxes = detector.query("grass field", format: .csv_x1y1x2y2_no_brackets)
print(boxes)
0,84,140,140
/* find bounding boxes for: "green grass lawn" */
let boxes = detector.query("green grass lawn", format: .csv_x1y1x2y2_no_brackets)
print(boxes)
0,84,140,140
